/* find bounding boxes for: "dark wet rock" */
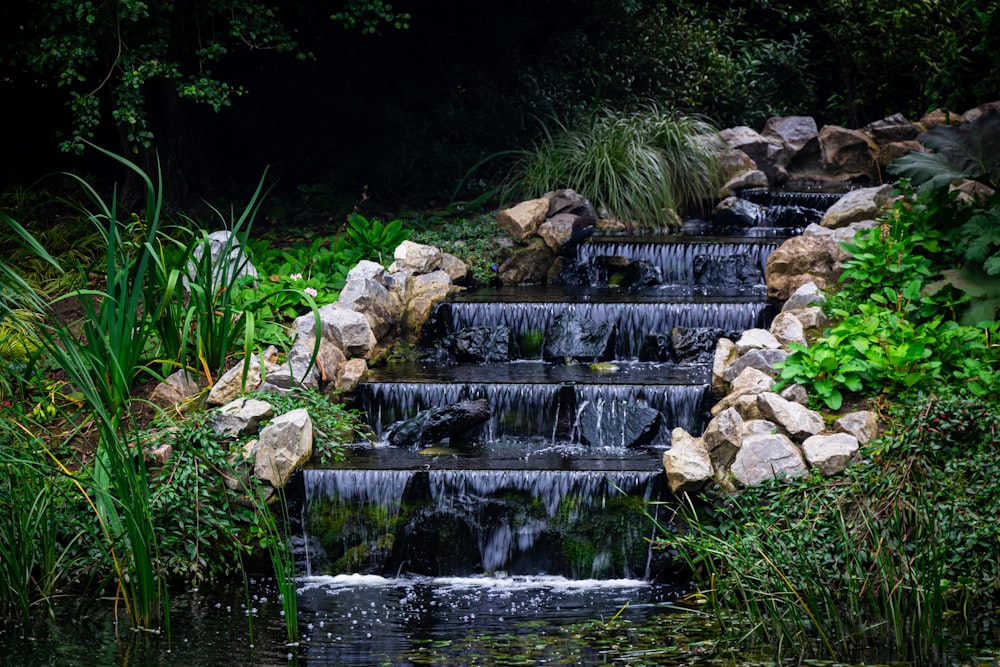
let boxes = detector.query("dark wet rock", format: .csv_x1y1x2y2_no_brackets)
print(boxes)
618,260,663,291
450,326,513,363
712,196,763,228
693,253,763,287
639,332,672,362
669,327,728,364
543,313,616,363
577,400,663,448
388,399,491,447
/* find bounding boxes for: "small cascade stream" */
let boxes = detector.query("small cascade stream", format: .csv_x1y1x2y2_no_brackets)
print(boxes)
290,188,843,664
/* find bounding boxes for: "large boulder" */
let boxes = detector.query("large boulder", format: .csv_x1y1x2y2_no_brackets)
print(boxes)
496,198,549,241
497,238,555,285
862,113,922,144
720,126,788,184
668,327,728,364
544,188,597,218
818,125,880,180
186,230,258,293
393,241,443,274
731,432,807,487
338,277,398,340
756,392,824,442
450,326,513,363
254,408,313,490
765,233,839,301
802,433,860,476
212,398,274,439
762,115,818,157
820,185,894,229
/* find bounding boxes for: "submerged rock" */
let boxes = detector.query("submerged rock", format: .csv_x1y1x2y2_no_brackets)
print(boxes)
577,399,662,448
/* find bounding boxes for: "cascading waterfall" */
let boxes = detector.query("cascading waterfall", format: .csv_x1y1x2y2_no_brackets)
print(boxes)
292,188,843,664
301,468,666,580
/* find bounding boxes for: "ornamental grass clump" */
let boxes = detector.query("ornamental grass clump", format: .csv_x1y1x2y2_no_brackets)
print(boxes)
504,105,725,230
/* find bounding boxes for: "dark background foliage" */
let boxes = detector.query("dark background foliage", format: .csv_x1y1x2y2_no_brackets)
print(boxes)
2,0,998,212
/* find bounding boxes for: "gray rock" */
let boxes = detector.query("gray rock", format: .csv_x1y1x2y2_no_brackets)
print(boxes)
721,169,769,193
835,410,879,445
762,115,819,155
722,348,788,382
712,337,736,395
802,433,860,476
712,196,762,227
818,125,880,181
393,241,442,275
781,281,826,311
336,358,368,393
206,347,279,406
149,369,202,409
769,311,807,347
212,398,274,439
711,367,774,417
734,328,781,356
254,408,313,489
820,184,894,229
496,198,549,241
338,277,398,340
577,399,662,448
731,432,807,487
346,260,387,282
662,428,713,493
388,399,491,447
439,253,469,284
779,383,809,406
703,407,743,471
787,306,829,331
542,313,616,363
186,230,258,293
756,393,825,442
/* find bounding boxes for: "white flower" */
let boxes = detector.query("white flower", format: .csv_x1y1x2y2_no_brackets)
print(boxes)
289,273,303,281
304,287,318,298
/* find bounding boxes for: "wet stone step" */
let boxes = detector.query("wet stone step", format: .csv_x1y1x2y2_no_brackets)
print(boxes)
577,237,781,289
431,296,774,360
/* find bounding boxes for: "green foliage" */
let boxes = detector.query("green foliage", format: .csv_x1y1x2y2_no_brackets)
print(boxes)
6,0,409,155
147,418,257,583
889,113,1000,193
408,211,500,287
345,213,409,266
331,0,411,34
149,174,273,383
504,106,724,229
671,394,1000,663
257,388,371,464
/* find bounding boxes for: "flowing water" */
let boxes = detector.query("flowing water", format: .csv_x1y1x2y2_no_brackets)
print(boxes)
1,190,842,666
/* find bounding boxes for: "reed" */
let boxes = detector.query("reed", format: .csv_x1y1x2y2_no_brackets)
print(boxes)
33,145,170,630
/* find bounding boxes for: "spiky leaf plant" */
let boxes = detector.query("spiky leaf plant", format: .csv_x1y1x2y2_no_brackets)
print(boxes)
504,105,725,230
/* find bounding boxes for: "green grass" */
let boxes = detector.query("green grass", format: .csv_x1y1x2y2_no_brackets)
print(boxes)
503,105,725,229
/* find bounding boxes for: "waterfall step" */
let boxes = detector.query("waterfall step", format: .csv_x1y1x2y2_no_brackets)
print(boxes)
358,369,712,444
433,288,774,359
298,468,671,579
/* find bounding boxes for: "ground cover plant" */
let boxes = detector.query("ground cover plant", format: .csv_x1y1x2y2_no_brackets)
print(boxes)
668,115,1000,665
